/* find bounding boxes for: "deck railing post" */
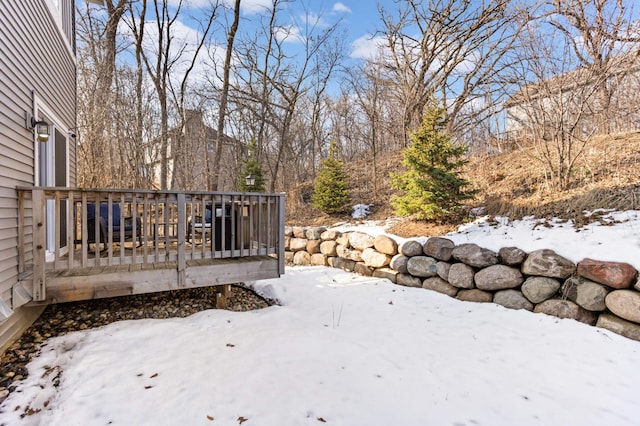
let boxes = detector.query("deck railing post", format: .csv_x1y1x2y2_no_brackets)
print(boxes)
32,189,46,301
177,192,186,286
278,193,285,275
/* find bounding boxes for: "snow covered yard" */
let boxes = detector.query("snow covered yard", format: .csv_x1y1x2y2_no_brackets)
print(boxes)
2,212,640,426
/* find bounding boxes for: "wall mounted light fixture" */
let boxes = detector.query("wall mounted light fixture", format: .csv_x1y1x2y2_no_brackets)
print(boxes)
25,112,50,142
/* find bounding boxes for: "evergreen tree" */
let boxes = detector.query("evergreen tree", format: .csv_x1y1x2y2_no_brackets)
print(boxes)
238,139,266,192
312,141,351,214
391,105,475,222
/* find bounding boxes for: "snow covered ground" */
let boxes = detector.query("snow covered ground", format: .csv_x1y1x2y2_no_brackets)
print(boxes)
1,212,640,426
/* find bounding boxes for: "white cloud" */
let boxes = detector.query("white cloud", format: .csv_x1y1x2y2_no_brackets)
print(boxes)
239,0,273,15
274,24,305,44
332,2,351,14
350,34,386,59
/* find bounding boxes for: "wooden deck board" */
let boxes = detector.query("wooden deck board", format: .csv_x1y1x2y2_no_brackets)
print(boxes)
26,255,278,305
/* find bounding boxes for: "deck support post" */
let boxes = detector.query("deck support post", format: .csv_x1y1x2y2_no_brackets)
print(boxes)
215,284,231,309
32,189,46,301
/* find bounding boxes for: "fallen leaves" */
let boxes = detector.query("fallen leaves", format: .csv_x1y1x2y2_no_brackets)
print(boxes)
238,416,249,424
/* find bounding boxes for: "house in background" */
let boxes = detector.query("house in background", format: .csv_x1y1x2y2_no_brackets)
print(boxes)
148,109,238,191
0,1,284,354
505,50,640,144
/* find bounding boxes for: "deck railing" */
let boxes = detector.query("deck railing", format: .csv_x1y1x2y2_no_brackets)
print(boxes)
17,187,285,302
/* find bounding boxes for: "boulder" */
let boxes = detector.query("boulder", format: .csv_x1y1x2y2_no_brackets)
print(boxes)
498,247,527,266
362,248,391,268
332,257,356,272
423,237,455,261
397,273,423,288
475,265,523,291
596,314,640,342
320,240,338,257
451,243,498,268
349,232,375,251
447,263,476,289
373,268,398,284
561,277,609,312
335,232,351,247
284,226,294,237
284,251,295,264
407,256,438,278
310,253,327,266
293,251,311,266
321,229,341,241
289,237,308,252
292,226,306,238
521,249,575,279
354,262,374,276
374,235,398,256
336,245,362,262
436,261,451,281
306,239,321,254
577,258,638,289
493,290,534,311
533,299,599,325
390,254,409,274
305,226,327,240
521,276,561,304
399,240,424,257
605,290,640,324
422,277,459,297
457,289,493,303
284,236,291,251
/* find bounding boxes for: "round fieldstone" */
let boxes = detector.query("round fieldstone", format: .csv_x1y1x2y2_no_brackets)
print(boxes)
397,273,423,288
577,258,638,289
457,289,493,303
289,237,308,252
448,263,475,289
521,249,575,279
399,240,424,257
335,232,351,247
293,251,311,266
521,276,561,304
407,256,438,278
306,239,321,254
349,232,375,251
422,277,458,297
562,277,609,312
305,226,327,240
436,261,451,281
605,290,640,324
292,226,306,238
310,253,327,266
451,243,498,268
390,254,409,274
354,262,374,276
474,265,523,291
374,235,398,256
498,247,527,265
493,290,534,311
533,299,599,325
361,248,391,268
320,240,338,256
336,245,362,262
332,257,356,272
320,229,341,241
423,237,455,261
596,314,640,341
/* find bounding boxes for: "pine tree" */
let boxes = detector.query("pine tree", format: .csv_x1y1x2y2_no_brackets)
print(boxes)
237,139,266,192
312,141,351,214
391,105,475,222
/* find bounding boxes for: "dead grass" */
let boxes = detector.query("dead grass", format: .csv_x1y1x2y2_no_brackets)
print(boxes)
286,131,640,237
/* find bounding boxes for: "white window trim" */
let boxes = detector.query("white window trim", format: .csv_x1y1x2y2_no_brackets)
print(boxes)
33,93,70,259
44,0,76,60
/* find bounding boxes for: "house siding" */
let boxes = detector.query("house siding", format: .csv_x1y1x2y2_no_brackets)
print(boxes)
0,0,77,352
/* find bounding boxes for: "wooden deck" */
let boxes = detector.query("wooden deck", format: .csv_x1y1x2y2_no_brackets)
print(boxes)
15,187,285,307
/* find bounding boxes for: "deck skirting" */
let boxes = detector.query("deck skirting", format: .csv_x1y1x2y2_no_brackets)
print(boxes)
25,255,278,305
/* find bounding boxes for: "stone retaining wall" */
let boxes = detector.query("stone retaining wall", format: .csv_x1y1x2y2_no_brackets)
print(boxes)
285,226,640,342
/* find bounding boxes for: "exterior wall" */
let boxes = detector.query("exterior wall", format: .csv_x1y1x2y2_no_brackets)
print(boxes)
0,0,77,352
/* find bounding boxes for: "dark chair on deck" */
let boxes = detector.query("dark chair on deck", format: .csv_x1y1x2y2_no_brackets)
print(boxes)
84,203,142,246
